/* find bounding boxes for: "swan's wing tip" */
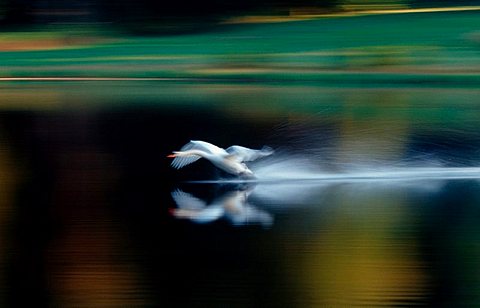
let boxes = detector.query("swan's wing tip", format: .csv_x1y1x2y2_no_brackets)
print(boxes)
170,155,201,169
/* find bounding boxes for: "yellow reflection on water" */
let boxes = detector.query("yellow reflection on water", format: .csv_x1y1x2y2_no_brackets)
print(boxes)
288,189,429,306
0,87,61,110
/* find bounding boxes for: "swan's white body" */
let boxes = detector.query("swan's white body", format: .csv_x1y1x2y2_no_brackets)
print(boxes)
169,140,273,177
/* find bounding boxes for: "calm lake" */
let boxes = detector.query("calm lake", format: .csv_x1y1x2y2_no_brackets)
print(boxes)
1,81,480,307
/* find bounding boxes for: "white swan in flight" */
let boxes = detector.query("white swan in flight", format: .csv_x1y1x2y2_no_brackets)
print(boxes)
168,140,274,177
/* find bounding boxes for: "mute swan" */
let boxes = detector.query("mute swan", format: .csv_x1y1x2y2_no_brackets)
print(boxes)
168,140,274,177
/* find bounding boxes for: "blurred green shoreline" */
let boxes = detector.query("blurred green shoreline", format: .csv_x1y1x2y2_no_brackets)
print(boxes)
0,9,479,84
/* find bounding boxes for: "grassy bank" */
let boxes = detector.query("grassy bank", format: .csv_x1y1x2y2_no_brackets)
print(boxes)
0,10,479,85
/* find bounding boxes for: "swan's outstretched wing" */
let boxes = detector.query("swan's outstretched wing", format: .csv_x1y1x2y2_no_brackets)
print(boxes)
226,145,274,162
171,140,227,169
188,140,226,155
171,190,206,210
171,155,202,169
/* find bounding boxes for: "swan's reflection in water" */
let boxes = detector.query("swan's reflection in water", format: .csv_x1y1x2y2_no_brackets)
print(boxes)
171,184,273,227
170,175,450,228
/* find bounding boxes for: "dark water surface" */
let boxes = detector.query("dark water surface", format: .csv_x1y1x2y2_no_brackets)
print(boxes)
1,82,480,307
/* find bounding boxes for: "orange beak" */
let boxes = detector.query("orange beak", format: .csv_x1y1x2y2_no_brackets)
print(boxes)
167,154,176,158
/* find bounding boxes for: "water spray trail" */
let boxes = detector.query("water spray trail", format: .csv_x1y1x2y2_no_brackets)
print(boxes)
249,156,480,183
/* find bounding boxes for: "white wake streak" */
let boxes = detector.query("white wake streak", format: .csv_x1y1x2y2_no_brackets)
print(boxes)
190,156,480,184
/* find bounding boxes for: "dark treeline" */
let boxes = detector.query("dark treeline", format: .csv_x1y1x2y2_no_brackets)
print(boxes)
0,0,336,26
0,0,478,32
